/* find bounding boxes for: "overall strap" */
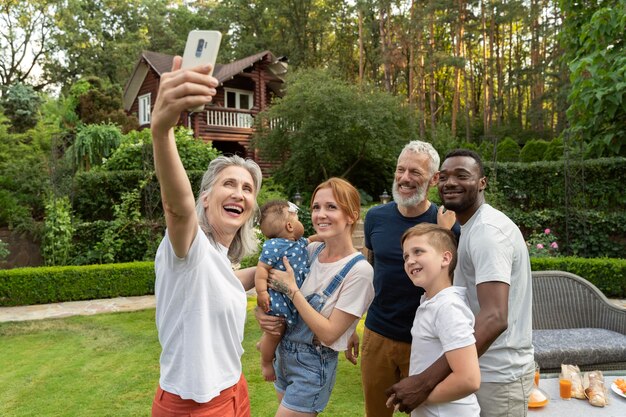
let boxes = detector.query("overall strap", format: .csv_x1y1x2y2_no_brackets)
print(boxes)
322,253,366,298
309,243,325,265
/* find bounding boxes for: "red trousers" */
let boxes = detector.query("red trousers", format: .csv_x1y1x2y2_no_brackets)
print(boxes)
151,374,250,417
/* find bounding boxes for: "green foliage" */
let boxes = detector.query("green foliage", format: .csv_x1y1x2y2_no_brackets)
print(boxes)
297,206,316,237
0,239,9,262
71,220,164,266
169,128,221,171
257,176,288,207
68,123,122,171
0,83,42,133
74,77,138,132
485,158,625,211
0,262,155,306
0,112,52,228
506,208,626,259
520,140,550,162
42,196,75,266
71,169,207,222
495,137,520,162
81,175,159,264
252,68,413,198
526,227,560,258
101,129,153,171
103,127,220,172
531,257,626,298
543,137,564,161
564,0,626,157
48,0,151,87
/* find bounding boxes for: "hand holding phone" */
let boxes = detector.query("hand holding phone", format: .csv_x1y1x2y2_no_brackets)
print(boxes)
181,30,222,112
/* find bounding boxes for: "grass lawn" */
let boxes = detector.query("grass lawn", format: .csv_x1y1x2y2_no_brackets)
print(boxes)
0,299,399,417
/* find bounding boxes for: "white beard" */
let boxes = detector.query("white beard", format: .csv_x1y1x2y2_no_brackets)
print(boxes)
392,179,429,208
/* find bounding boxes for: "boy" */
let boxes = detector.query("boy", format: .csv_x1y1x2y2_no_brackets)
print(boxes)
388,223,480,417
255,200,310,381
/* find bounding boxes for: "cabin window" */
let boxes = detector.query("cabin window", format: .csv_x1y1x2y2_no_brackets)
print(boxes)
225,88,253,110
138,93,151,125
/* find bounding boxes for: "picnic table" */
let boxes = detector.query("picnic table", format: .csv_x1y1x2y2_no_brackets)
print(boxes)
530,373,626,416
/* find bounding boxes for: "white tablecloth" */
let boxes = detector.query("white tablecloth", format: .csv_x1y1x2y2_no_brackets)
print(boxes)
530,374,626,416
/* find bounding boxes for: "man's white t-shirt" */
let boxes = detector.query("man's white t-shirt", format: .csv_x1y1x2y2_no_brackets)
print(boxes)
299,242,374,351
410,286,480,417
154,226,247,403
454,204,534,383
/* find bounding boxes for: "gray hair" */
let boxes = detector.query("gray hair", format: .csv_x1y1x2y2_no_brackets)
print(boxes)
399,140,440,177
195,155,263,263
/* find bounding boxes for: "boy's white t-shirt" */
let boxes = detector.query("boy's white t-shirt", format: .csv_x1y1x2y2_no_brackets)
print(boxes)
299,242,374,351
154,226,247,403
410,286,480,417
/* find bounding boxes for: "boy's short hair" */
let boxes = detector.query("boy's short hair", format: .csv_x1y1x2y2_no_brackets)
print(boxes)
259,200,291,238
401,223,458,281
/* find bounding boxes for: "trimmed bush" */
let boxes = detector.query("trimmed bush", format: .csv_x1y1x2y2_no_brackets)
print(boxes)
1,257,623,306
485,158,625,211
531,257,626,298
0,262,155,306
520,139,549,162
496,137,520,162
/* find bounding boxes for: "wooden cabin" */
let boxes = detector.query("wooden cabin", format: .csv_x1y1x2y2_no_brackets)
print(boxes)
123,50,287,173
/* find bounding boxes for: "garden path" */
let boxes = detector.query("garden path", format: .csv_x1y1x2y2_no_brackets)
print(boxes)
0,293,624,323
0,289,260,322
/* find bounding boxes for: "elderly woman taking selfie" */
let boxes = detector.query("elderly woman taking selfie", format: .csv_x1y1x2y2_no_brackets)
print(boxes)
150,56,261,417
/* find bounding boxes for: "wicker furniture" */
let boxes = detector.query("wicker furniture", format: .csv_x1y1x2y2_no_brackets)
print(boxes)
532,270,626,373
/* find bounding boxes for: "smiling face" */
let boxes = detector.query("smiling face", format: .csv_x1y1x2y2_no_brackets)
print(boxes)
402,234,453,296
202,165,256,246
311,187,354,240
392,151,436,208
437,155,487,224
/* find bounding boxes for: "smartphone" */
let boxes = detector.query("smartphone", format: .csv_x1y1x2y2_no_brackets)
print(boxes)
181,30,222,112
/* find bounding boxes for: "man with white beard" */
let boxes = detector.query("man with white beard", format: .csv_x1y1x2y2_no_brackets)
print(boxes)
345,140,460,417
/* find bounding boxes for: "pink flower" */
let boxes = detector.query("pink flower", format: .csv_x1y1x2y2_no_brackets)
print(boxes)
536,244,544,249
551,242,558,249
544,228,551,234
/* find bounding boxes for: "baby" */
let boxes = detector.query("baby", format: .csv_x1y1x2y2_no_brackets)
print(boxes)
255,200,313,381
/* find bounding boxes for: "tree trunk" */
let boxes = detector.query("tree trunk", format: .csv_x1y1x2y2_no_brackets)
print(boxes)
481,0,491,137
379,3,392,92
429,18,437,131
359,8,364,84
451,0,466,138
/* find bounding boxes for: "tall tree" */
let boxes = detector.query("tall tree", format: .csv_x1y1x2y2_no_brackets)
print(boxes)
0,0,57,89
252,68,414,196
47,0,157,87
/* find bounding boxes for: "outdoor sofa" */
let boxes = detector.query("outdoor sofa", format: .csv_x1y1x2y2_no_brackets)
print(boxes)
532,270,626,373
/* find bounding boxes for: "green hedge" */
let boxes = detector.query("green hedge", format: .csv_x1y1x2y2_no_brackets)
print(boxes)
507,208,626,258
485,157,625,211
72,170,206,221
0,262,155,306
531,257,626,298
1,257,624,306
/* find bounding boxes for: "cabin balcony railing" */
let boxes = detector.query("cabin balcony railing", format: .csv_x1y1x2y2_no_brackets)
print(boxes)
207,108,254,129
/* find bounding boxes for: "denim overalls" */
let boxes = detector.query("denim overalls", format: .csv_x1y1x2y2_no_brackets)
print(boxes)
273,244,366,413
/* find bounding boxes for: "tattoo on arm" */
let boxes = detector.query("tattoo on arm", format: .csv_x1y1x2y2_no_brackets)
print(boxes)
272,279,291,295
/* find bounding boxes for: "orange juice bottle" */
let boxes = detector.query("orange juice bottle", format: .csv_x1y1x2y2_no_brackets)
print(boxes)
559,378,572,400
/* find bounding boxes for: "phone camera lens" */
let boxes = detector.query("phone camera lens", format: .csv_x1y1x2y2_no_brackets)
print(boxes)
195,39,205,57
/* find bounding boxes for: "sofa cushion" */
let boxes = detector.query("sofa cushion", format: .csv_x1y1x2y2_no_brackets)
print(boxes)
533,328,626,370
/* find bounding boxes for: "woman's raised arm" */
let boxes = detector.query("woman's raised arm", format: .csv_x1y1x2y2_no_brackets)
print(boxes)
151,57,218,257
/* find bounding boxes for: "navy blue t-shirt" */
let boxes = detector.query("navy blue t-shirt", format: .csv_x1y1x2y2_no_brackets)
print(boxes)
364,202,461,343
